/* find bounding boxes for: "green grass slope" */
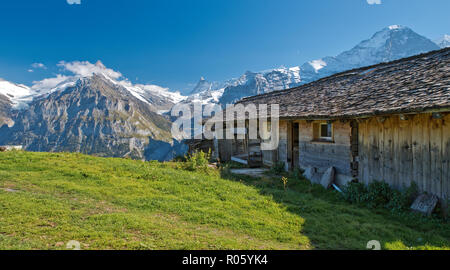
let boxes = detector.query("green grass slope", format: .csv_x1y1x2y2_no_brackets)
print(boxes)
0,151,448,250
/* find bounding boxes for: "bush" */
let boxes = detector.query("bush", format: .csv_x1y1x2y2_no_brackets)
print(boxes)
184,150,211,172
270,161,286,174
343,182,368,204
366,181,393,209
343,180,420,214
386,182,419,213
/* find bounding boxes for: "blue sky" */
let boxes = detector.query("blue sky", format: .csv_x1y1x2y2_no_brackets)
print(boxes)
0,0,448,94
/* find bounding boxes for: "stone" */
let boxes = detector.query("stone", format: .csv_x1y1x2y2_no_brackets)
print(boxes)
1,188,18,193
320,167,336,189
303,166,320,184
410,194,439,216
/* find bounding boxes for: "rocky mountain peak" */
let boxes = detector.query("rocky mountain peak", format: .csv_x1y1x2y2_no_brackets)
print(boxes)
190,77,213,95
95,60,106,69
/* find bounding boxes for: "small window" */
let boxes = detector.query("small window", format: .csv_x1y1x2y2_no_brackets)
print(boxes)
313,122,333,142
320,123,332,140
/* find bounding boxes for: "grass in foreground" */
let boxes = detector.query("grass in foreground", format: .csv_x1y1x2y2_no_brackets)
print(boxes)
0,151,448,250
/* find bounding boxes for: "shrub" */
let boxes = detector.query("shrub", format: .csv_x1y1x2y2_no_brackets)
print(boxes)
270,161,286,174
343,182,368,204
184,150,211,172
366,181,393,209
386,182,419,213
343,180,421,214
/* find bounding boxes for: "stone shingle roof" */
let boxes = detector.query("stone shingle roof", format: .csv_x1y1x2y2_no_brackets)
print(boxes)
237,48,450,120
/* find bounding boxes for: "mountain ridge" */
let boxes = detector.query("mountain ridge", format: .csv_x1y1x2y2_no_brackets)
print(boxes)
218,25,440,104
0,74,186,160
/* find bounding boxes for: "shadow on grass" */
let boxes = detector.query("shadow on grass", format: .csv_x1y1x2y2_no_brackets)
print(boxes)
220,168,450,250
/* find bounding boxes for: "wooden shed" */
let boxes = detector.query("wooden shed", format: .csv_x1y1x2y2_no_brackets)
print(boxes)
213,48,450,206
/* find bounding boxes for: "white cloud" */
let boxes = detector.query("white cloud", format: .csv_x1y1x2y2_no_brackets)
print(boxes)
367,0,382,4
31,63,47,69
67,0,81,4
58,60,122,79
31,74,71,92
28,69,34,73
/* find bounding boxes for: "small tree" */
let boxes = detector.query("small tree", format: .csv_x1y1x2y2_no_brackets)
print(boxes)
281,177,288,191
184,149,211,171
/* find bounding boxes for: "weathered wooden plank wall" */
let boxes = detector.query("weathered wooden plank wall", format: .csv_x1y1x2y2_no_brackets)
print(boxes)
218,139,232,162
297,120,352,177
358,113,450,201
443,116,450,209
262,149,276,166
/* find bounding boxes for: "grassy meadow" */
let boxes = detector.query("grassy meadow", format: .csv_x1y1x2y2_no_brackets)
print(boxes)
0,151,448,250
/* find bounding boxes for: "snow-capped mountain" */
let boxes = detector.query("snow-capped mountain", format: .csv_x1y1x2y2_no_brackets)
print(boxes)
0,78,35,109
183,77,230,105
217,25,441,104
0,73,187,161
4,61,187,114
186,88,225,105
63,61,186,109
219,67,301,104
116,80,186,112
435,34,450,48
0,61,189,160
0,79,37,127
190,77,214,95
297,25,440,86
334,25,437,67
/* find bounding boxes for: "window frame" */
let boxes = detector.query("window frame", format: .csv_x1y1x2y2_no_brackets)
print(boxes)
319,123,333,141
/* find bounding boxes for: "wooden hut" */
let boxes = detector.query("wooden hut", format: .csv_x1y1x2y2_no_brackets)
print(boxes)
213,48,450,205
